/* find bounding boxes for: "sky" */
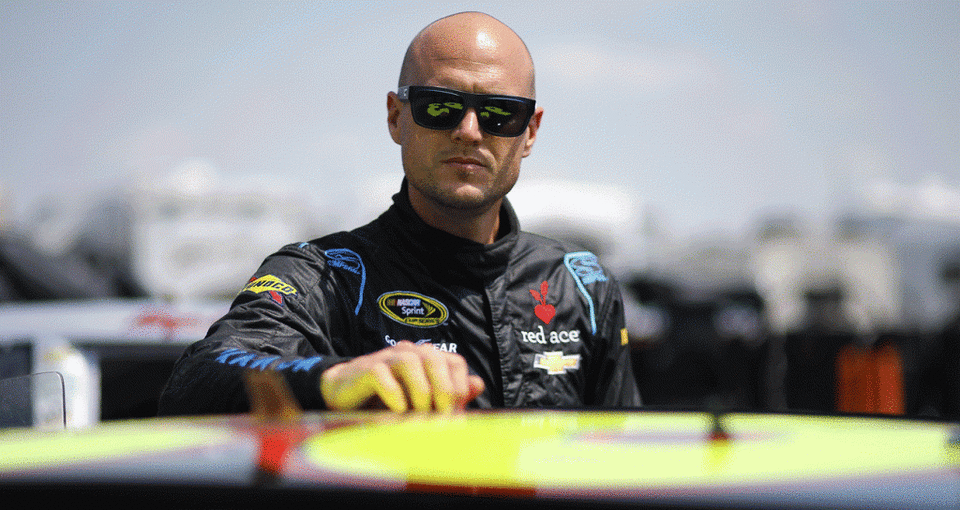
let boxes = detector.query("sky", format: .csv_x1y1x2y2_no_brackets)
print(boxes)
1,1,958,238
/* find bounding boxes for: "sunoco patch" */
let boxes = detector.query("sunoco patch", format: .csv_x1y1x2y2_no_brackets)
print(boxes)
377,291,448,328
242,274,298,305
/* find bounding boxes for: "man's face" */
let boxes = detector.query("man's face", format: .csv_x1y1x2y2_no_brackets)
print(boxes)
387,52,542,214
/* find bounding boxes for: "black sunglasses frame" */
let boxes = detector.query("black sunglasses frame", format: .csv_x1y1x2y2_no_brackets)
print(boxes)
397,85,536,137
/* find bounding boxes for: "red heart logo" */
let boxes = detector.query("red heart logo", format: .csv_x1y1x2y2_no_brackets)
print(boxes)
530,281,555,324
535,303,556,324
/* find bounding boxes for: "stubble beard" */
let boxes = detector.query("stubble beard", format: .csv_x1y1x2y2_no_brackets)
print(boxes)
403,143,522,215
414,177,503,212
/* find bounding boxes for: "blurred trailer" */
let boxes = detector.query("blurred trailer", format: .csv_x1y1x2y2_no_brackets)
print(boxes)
0,299,228,429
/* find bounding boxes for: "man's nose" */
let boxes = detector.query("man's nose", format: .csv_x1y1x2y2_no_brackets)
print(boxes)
450,108,484,143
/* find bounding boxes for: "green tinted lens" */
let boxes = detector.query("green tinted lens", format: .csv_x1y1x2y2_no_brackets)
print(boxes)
406,87,535,137
477,99,530,137
412,92,466,129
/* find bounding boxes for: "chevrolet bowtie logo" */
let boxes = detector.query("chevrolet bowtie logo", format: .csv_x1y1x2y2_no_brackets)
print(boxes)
533,351,581,375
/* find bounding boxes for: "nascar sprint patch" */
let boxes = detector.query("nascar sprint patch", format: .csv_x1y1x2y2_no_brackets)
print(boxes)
377,291,448,328
242,274,297,305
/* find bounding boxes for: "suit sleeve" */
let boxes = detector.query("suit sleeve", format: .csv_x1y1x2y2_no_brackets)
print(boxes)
157,244,353,416
588,278,643,408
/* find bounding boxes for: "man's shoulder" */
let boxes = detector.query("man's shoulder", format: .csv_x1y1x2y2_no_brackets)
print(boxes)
515,230,595,259
243,230,376,299
283,227,379,262
517,230,618,283
274,215,396,271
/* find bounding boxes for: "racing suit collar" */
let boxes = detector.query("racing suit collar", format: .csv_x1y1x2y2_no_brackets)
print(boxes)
383,178,520,282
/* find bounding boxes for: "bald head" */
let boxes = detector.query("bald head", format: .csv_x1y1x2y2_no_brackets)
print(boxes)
398,12,536,97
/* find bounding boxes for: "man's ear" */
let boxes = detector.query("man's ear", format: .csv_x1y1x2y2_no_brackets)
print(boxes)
522,107,544,157
387,92,403,145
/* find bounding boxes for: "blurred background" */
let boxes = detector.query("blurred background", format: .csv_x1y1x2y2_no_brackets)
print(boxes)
1,1,958,426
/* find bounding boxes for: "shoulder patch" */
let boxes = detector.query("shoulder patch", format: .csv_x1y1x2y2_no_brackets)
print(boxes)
324,248,364,275
242,275,297,305
564,251,609,285
563,251,608,335
323,248,367,315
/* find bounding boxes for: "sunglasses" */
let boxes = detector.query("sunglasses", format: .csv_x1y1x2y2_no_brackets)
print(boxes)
397,85,536,137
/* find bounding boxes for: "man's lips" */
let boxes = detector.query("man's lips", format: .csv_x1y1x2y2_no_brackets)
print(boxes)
442,156,486,168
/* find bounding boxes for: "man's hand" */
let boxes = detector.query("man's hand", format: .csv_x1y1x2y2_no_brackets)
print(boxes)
319,341,485,412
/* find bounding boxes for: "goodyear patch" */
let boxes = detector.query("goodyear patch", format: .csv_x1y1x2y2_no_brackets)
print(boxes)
242,275,298,305
377,291,448,328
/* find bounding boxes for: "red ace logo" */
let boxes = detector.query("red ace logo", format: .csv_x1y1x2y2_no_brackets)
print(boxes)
529,281,556,325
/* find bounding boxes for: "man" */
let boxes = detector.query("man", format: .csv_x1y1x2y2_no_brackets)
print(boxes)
158,12,641,415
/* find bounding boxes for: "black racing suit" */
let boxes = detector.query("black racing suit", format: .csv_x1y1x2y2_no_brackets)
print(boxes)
158,180,641,414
